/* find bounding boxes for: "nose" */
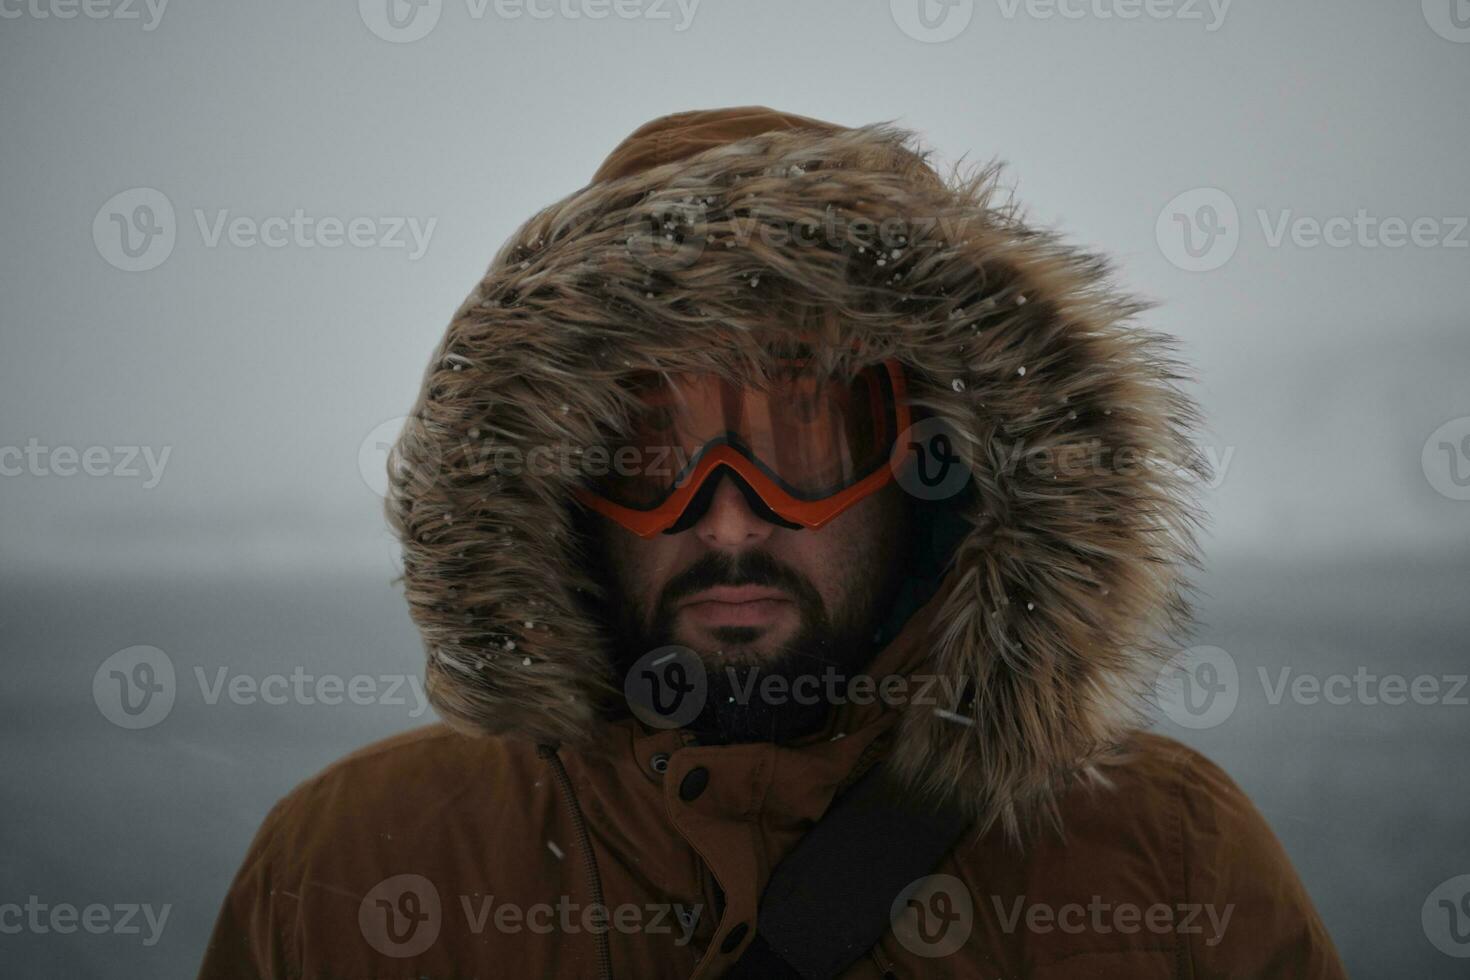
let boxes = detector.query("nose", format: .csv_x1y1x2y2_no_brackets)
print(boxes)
694,470,777,550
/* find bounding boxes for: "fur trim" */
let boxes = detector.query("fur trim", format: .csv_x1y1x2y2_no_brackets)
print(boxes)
385,122,1206,835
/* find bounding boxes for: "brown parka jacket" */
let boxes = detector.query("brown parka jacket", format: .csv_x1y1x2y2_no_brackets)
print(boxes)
198,107,1347,979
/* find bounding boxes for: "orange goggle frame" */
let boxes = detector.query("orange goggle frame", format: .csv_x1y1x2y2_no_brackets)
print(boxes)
574,360,911,537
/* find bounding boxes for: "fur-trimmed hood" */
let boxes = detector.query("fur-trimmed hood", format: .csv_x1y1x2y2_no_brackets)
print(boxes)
386,106,1205,834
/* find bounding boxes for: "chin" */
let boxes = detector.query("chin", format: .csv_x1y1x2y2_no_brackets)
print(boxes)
681,624,794,664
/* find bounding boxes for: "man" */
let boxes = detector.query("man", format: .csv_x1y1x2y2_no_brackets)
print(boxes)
199,106,1345,978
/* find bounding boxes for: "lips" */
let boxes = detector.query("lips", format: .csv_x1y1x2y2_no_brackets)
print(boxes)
677,585,793,629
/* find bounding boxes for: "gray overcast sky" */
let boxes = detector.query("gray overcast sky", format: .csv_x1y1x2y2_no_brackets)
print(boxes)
2,0,1467,576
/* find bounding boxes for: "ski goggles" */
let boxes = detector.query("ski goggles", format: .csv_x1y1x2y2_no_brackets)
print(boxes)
575,359,911,537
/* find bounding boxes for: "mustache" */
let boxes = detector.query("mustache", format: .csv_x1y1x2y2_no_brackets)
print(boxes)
657,549,825,614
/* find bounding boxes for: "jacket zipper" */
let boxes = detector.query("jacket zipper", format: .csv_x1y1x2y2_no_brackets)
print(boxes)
702,864,725,930
868,942,899,979
538,744,613,980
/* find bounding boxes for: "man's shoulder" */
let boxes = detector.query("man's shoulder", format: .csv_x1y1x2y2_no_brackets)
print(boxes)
1092,729,1242,808
971,731,1320,936
938,732,1342,977
202,729,596,976
291,722,537,798
1056,730,1263,845
952,732,1274,894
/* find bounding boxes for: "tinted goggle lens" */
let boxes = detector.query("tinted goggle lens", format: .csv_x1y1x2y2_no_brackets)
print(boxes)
579,360,909,535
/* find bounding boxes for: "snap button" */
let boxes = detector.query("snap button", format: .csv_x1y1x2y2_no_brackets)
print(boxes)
678,766,710,801
720,922,749,953
649,752,670,774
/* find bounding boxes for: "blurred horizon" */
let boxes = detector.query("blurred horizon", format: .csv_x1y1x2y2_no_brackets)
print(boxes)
6,317,1467,577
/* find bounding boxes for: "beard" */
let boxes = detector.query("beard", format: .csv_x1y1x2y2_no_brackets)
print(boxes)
604,547,900,744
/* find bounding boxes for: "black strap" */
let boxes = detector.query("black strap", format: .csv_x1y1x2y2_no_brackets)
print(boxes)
726,762,971,979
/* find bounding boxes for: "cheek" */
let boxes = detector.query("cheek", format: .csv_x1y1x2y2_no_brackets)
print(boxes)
778,504,893,609
807,490,908,605
602,524,683,608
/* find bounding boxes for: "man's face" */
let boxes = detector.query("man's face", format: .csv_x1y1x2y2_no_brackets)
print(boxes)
595,471,912,741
